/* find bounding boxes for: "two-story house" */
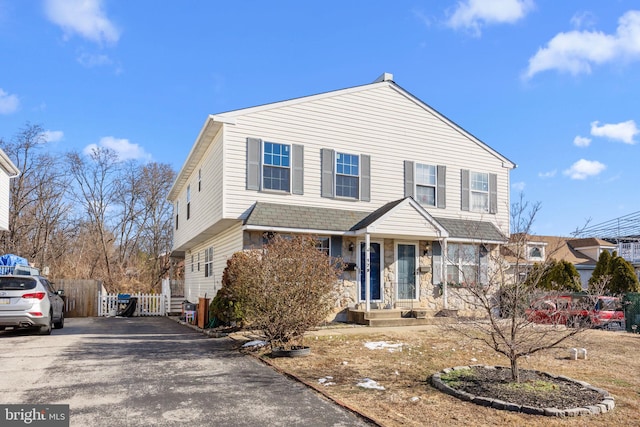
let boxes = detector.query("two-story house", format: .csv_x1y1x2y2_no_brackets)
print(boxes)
168,73,516,320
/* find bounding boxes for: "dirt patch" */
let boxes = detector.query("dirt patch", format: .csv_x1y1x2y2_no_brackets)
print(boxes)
440,365,604,409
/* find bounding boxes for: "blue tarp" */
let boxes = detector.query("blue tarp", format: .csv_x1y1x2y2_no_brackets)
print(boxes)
0,254,29,266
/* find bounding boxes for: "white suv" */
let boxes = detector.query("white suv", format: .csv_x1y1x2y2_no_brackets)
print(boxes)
0,274,65,335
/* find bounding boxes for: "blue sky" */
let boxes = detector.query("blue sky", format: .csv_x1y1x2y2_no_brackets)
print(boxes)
1,0,639,236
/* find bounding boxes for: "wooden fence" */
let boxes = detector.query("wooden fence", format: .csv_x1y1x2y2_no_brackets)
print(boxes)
53,279,104,317
98,293,166,317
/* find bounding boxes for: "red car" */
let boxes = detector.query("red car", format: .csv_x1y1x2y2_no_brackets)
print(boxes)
526,294,625,329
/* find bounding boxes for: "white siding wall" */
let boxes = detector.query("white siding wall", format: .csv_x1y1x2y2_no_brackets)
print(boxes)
0,172,9,231
221,85,510,233
183,222,243,303
373,204,442,238
172,129,225,250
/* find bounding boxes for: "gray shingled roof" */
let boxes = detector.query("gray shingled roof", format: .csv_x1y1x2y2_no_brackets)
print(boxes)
433,217,506,242
245,201,507,242
244,202,370,232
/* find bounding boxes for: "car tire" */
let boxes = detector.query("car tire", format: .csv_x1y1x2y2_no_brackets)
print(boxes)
54,311,64,329
39,313,53,335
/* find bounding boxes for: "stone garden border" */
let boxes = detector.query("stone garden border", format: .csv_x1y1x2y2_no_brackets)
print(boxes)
430,365,615,417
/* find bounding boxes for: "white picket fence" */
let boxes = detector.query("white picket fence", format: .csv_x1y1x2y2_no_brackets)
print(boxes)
98,293,166,317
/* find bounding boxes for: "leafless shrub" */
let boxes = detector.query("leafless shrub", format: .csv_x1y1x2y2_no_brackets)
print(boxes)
223,234,343,350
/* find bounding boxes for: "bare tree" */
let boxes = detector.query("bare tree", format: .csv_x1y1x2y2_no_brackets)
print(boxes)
444,194,597,382
66,147,120,290
0,123,74,267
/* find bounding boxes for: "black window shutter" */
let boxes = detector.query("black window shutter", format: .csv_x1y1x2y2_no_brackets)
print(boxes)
404,160,414,198
246,138,262,190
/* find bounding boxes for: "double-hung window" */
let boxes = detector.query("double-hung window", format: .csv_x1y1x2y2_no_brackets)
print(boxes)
263,142,291,192
336,152,359,198
446,243,480,285
204,247,213,278
461,169,496,213
416,163,436,206
470,172,489,212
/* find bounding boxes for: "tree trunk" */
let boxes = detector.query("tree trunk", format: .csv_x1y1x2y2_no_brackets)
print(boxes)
510,356,520,382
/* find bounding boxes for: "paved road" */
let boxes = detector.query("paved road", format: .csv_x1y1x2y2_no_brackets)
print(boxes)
0,317,372,427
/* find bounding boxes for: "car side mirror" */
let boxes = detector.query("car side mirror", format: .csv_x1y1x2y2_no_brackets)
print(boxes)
56,289,65,296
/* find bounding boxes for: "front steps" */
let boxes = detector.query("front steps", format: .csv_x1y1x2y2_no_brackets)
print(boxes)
347,308,456,327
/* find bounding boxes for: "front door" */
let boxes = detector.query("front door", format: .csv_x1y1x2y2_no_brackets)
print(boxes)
360,242,382,301
397,243,417,300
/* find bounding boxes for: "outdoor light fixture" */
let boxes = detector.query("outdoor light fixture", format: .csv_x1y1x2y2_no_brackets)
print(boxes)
423,243,430,256
348,242,354,252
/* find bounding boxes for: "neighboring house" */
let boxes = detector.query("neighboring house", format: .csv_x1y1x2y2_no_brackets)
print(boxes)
505,234,617,289
168,73,516,320
0,148,19,231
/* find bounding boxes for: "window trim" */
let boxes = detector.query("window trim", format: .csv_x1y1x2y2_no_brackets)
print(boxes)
186,184,191,220
335,151,360,199
415,163,437,207
262,141,292,193
204,247,213,278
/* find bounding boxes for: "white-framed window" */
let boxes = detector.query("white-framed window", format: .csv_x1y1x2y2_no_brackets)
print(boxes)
315,237,330,256
263,141,290,192
416,163,436,206
204,247,213,277
191,254,194,273
197,252,200,272
470,172,489,213
336,152,359,198
529,246,543,260
446,243,481,285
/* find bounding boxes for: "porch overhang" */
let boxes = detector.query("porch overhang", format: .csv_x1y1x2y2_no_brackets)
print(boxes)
242,198,507,243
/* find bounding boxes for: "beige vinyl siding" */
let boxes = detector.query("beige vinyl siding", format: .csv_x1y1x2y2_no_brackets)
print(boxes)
173,128,225,250
371,205,442,239
0,172,9,231
183,222,243,303
221,85,509,233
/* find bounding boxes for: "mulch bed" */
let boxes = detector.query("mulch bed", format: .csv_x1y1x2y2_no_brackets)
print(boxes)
447,366,604,409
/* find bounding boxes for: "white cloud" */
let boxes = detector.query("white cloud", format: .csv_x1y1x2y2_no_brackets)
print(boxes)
538,170,556,178
590,120,639,144
42,130,64,143
511,181,526,191
446,0,534,36
573,135,591,147
524,10,640,79
0,88,19,114
83,137,152,162
77,52,112,68
563,159,606,180
570,11,597,30
44,0,120,45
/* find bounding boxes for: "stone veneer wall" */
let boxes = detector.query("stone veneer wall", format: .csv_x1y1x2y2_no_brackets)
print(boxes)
242,231,493,319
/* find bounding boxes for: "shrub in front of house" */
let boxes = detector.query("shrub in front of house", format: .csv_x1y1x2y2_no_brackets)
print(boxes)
223,234,343,350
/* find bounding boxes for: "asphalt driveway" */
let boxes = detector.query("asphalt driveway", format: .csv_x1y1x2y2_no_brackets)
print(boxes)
0,317,371,426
